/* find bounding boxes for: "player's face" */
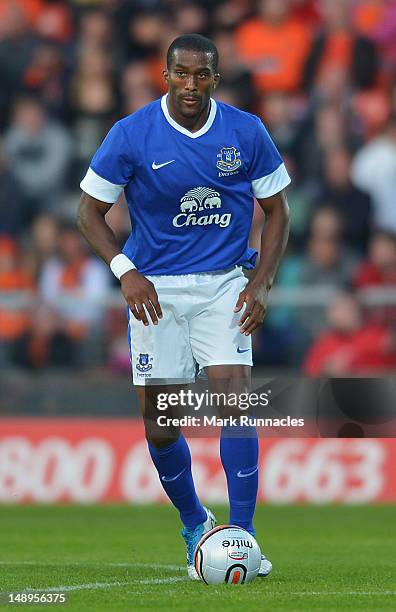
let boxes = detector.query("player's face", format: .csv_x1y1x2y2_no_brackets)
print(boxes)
164,49,220,119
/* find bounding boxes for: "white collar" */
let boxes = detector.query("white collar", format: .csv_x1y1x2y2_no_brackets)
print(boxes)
161,94,217,139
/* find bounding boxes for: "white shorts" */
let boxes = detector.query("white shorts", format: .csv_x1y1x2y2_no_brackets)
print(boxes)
128,266,253,386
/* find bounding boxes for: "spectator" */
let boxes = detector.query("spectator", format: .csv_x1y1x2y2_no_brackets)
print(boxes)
213,0,253,30
23,43,69,120
0,2,39,127
124,9,166,62
350,86,391,141
24,214,59,282
354,230,396,288
235,0,311,93
39,224,111,341
76,9,114,58
33,0,72,44
290,0,321,28
296,207,358,349
296,103,354,184
353,230,396,326
3,96,72,221
212,29,256,112
175,2,208,36
258,91,299,153
106,306,131,373
300,207,357,286
352,0,396,86
303,0,378,93
70,49,119,176
303,291,396,375
276,154,314,249
0,1,44,27
11,303,78,369
351,116,396,232
316,146,372,252
121,59,158,116
0,237,35,355
0,143,26,236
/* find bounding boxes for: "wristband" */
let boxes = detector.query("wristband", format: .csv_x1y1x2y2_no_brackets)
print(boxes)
110,253,136,280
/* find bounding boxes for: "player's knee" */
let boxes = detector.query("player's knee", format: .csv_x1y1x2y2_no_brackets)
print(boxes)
209,369,251,419
218,402,245,419
143,415,180,449
146,432,180,449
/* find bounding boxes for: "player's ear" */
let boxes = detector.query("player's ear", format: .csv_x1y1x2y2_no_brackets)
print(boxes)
213,73,220,89
163,69,169,84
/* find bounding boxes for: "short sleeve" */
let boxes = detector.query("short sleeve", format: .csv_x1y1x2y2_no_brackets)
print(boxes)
80,121,134,203
248,117,291,199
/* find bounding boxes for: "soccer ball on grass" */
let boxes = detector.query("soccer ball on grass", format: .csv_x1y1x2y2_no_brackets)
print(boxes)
194,525,261,585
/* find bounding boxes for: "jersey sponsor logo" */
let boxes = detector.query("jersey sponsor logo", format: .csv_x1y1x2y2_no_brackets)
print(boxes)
152,160,175,170
172,187,231,229
216,146,242,175
136,353,153,372
237,347,250,354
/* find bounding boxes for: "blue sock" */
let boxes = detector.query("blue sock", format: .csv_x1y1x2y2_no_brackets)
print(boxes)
148,435,206,530
220,425,258,535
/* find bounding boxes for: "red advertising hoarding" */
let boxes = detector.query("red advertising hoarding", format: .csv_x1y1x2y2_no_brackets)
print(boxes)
0,419,395,503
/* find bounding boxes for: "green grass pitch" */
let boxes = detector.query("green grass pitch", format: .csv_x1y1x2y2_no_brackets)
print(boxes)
0,504,395,611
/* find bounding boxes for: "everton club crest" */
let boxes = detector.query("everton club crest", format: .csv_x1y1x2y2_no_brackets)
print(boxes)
136,353,153,372
216,146,242,174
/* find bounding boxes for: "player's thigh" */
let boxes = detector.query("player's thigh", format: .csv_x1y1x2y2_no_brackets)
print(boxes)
190,267,253,368
128,300,196,385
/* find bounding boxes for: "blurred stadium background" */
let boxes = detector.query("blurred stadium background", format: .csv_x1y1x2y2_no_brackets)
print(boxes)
0,0,395,507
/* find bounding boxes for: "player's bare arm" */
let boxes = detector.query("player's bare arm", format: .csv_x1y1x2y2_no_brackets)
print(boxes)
235,190,290,336
77,192,162,326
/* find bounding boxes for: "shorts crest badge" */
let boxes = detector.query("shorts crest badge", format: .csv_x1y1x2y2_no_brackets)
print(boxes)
136,353,153,372
216,147,242,173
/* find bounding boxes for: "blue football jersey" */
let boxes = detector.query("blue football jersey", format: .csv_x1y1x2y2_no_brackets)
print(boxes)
80,95,290,275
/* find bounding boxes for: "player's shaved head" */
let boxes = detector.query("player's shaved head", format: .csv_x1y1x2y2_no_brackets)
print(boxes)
167,33,219,72
164,33,220,128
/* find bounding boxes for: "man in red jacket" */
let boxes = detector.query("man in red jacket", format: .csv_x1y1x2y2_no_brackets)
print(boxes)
304,291,396,375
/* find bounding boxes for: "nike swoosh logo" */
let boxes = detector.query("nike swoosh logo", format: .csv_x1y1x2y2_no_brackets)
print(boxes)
152,160,175,170
237,466,258,478
161,467,187,482
237,347,250,354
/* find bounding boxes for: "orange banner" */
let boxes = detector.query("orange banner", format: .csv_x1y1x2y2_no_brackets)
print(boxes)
0,419,395,503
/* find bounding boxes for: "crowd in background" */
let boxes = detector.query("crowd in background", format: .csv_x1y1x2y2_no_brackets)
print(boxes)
1,0,396,375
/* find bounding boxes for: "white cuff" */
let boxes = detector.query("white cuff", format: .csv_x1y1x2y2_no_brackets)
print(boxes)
252,163,291,198
110,254,136,280
80,167,125,204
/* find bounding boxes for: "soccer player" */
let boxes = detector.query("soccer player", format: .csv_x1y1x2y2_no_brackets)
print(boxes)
78,34,290,580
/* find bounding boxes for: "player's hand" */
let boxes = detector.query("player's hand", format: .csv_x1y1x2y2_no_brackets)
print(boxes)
120,270,163,326
234,280,269,335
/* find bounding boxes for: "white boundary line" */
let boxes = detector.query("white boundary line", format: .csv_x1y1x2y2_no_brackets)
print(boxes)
1,562,395,596
0,561,184,570
25,577,186,593
23,586,396,596
1,561,188,592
